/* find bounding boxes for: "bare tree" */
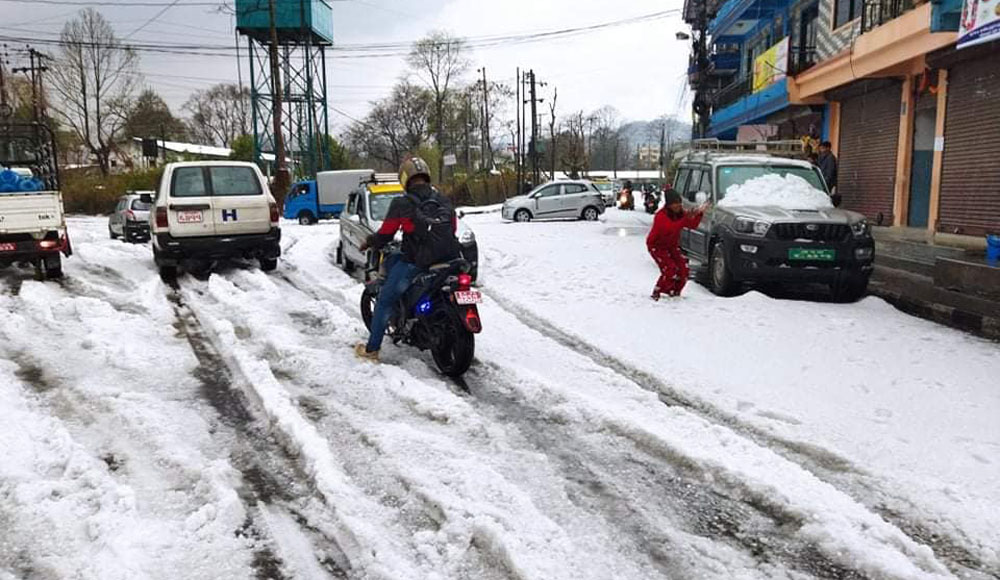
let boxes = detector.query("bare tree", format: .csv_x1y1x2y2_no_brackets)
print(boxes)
547,88,558,179
407,31,470,179
183,83,249,148
345,80,431,169
560,111,588,178
48,8,138,175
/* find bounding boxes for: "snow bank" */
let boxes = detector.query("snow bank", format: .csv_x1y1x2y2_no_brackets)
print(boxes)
457,203,503,215
719,174,833,210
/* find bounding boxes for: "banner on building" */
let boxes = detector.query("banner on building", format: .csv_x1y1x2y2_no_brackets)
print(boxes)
752,37,789,93
958,0,1000,48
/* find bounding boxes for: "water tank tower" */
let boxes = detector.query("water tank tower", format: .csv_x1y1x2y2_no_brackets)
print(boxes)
236,0,333,177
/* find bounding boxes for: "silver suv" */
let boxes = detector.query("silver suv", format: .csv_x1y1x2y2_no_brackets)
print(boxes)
108,192,152,243
501,180,605,222
677,150,875,302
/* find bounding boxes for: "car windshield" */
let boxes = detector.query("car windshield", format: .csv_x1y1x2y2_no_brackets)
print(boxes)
594,183,613,191
369,192,403,221
716,164,827,199
131,199,151,211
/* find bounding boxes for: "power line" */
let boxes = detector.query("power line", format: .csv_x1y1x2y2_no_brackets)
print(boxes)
123,0,182,40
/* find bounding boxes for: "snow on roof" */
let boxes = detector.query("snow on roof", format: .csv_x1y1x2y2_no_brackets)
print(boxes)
713,155,814,167
719,174,833,210
132,138,286,163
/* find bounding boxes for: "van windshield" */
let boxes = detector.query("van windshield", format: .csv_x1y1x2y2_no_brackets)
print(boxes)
369,192,403,221
131,199,151,211
716,164,827,199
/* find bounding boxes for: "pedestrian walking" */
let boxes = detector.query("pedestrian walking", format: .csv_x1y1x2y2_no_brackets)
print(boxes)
817,141,840,207
646,189,707,300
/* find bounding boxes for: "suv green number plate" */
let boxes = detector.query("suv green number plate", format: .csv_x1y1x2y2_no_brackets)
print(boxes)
789,248,836,261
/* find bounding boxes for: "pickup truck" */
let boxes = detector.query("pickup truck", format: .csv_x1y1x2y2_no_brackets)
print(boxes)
283,169,375,224
0,124,72,279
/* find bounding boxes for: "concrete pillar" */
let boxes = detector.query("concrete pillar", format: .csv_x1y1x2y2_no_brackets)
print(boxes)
828,102,842,155
927,69,948,235
893,75,916,227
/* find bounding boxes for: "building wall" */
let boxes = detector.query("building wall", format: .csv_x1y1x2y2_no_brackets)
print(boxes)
815,0,859,59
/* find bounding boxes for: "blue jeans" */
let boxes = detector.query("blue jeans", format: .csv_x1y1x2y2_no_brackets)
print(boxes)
367,254,420,352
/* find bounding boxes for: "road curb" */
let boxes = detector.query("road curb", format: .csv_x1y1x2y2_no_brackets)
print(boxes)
867,283,1000,342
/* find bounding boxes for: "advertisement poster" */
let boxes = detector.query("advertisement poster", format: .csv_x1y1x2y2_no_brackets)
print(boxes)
959,0,1000,48
752,37,789,93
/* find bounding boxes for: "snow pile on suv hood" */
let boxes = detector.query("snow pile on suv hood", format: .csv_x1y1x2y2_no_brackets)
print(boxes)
719,174,833,210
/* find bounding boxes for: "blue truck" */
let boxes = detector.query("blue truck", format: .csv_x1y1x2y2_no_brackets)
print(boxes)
283,169,374,225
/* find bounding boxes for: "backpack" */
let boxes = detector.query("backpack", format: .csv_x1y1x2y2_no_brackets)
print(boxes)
406,191,462,267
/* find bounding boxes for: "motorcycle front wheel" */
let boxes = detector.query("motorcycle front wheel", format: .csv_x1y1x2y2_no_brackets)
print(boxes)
432,316,475,377
360,285,377,331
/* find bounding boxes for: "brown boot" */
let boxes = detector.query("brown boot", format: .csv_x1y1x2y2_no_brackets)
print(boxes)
354,343,379,362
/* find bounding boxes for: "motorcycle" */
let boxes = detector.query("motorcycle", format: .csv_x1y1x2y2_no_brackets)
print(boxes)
643,191,659,214
618,189,634,211
361,244,483,377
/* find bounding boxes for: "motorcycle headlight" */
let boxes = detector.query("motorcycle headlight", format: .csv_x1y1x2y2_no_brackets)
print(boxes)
459,228,476,244
733,217,770,236
851,219,870,237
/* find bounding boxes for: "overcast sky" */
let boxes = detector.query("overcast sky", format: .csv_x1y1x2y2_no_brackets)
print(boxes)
3,0,691,137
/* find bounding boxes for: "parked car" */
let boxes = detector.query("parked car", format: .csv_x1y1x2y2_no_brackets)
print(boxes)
146,162,281,279
283,169,375,224
676,151,874,302
501,180,605,222
592,179,616,207
108,192,152,243
337,181,479,282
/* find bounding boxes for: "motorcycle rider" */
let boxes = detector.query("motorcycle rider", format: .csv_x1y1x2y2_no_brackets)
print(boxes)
355,155,461,361
619,180,635,210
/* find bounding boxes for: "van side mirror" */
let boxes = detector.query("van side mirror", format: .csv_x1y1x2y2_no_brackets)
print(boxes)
457,210,465,219
140,193,153,204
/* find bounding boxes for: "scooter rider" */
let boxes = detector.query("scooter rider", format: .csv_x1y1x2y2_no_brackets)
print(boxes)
355,155,461,361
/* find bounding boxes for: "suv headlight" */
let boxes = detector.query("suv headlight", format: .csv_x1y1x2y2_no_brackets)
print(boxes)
459,228,476,244
733,217,771,236
851,219,870,238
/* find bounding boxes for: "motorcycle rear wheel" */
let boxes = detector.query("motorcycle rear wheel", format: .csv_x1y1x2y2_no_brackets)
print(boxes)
360,286,377,331
432,317,475,377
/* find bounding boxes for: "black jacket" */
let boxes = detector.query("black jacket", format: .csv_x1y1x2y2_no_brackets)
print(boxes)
369,183,457,265
817,152,838,190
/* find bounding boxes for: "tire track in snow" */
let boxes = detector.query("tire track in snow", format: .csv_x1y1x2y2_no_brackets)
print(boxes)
484,288,997,579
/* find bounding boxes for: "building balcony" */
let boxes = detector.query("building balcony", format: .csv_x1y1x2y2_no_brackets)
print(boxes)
709,77,790,138
861,0,916,33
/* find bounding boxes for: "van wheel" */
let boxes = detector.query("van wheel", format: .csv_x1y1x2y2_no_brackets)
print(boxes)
709,240,737,296
109,226,118,240
43,255,63,279
581,206,599,221
298,211,315,225
339,243,356,273
514,209,532,223
259,257,278,272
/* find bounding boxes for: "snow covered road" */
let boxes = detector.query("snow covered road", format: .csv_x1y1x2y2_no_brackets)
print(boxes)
1,214,997,580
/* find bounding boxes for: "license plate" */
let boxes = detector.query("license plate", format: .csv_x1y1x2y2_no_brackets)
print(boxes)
454,290,482,305
177,210,203,224
789,248,836,261
0,242,15,252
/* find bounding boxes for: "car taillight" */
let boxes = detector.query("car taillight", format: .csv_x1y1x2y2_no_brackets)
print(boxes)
457,273,472,291
269,202,279,223
155,207,168,228
463,307,482,334
125,210,135,221
38,239,60,249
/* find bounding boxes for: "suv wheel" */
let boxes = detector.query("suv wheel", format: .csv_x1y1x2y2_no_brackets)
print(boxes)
709,240,737,296
581,206,599,221
830,275,869,303
514,209,532,223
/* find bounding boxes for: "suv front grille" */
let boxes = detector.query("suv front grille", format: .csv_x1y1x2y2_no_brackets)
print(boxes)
771,223,850,242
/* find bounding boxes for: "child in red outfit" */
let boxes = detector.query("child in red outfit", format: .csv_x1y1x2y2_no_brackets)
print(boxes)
646,189,708,300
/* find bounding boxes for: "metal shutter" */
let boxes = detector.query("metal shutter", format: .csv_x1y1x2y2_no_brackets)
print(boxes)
938,56,1000,236
838,82,902,224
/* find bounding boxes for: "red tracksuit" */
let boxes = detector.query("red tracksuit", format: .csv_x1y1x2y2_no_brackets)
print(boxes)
646,208,703,296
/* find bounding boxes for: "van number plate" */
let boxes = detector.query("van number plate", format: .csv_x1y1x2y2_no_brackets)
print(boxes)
177,210,203,224
454,290,482,305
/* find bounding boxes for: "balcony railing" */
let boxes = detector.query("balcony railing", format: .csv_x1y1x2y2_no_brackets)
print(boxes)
788,46,817,75
713,76,753,109
862,0,915,32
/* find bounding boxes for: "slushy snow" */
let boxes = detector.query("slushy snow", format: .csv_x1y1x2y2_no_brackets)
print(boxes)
720,174,834,210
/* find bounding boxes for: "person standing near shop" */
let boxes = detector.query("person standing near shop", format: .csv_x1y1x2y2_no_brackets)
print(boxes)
817,141,840,207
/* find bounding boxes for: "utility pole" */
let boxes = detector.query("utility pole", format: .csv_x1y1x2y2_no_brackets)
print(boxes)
613,137,619,179
515,67,521,196
548,88,557,180
267,0,289,196
12,48,49,123
465,94,472,171
479,67,493,171
529,70,539,186
659,120,667,181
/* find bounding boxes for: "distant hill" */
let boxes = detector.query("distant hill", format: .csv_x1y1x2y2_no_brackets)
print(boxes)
618,118,692,149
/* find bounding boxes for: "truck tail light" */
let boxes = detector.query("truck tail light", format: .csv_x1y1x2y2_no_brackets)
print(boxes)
155,207,168,228
269,202,279,223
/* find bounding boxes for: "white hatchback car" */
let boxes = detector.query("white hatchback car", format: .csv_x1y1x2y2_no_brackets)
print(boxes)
501,180,605,222
145,162,281,279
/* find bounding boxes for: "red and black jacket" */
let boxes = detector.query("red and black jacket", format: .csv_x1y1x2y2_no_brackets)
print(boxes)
369,183,458,264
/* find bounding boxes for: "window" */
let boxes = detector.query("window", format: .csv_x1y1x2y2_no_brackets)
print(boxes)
209,166,262,196
684,169,703,201
698,171,712,194
564,183,588,194
170,167,207,198
673,168,691,192
346,193,358,215
131,199,151,211
535,185,561,198
369,192,402,221
834,0,861,29
716,164,827,200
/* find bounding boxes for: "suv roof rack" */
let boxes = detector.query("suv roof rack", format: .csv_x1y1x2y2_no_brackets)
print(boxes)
692,139,806,155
